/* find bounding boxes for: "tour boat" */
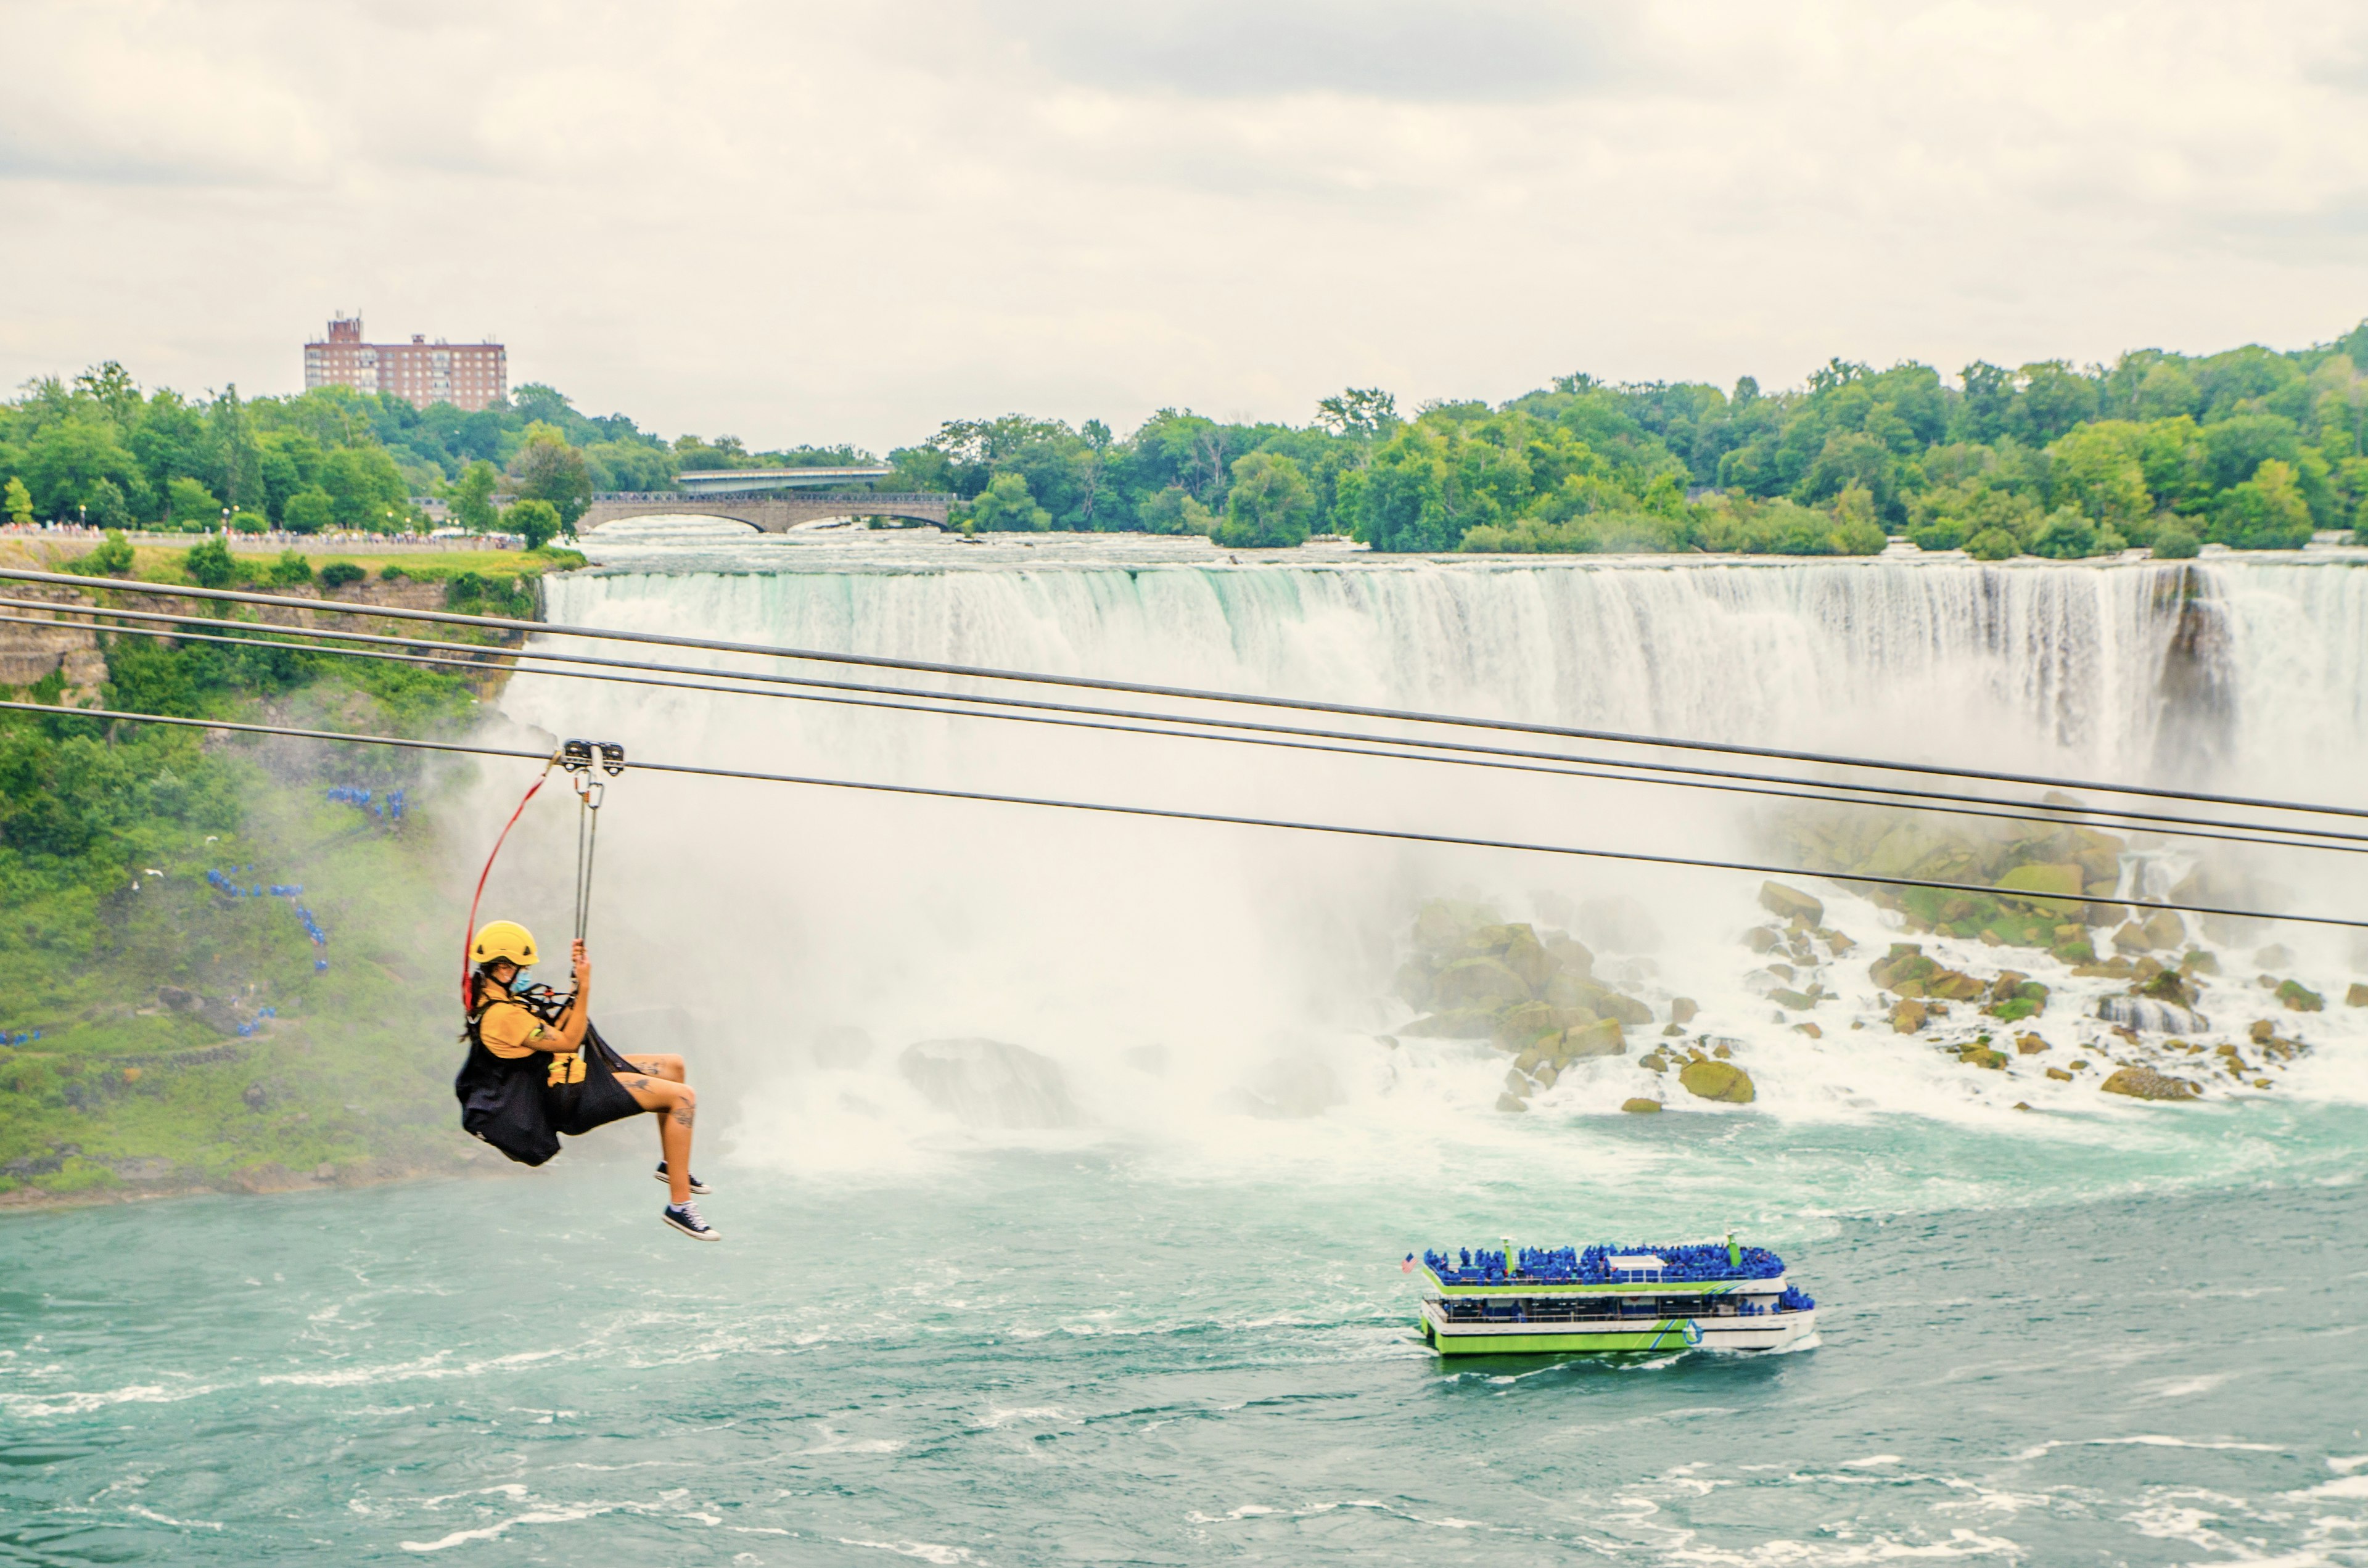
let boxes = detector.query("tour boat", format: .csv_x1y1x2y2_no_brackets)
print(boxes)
1412,1238,1817,1356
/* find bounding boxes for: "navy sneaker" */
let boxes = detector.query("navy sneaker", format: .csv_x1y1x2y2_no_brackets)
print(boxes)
662,1200,720,1242
653,1160,712,1195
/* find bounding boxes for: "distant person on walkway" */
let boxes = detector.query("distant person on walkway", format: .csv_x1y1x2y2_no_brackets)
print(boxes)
454,920,719,1241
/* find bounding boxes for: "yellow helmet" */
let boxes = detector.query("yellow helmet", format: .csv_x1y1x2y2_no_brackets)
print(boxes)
471,919,538,968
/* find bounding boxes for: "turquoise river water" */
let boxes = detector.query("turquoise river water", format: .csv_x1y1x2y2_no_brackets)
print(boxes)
10,536,2368,1563
4,1106,2365,1565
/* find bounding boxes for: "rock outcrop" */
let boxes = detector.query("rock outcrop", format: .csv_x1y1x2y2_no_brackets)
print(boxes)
2276,979,2324,1012
1759,882,1824,926
1399,901,1659,1099
899,1038,1082,1128
1678,1059,1756,1104
2100,1065,2201,1101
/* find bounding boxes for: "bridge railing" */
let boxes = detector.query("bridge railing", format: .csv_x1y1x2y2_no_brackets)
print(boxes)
591,491,953,506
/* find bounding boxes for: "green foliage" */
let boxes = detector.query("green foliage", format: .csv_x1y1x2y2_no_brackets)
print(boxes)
2206,458,2314,549
451,459,500,532
0,628,487,1198
282,488,334,533
966,471,1051,532
14,322,2368,554
1965,527,2020,561
318,561,366,590
266,549,313,587
2025,506,2100,559
444,571,534,620
503,498,562,551
81,530,134,576
1214,452,1316,547
1138,486,1212,535
166,474,220,527
181,537,239,588
509,423,593,526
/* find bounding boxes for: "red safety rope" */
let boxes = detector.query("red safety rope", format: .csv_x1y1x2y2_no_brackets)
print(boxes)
461,752,561,1008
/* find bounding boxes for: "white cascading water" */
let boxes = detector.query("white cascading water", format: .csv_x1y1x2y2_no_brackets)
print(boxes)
461,529,2368,1176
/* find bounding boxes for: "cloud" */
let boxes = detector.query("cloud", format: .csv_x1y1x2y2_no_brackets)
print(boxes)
5,0,2368,452
972,0,1617,101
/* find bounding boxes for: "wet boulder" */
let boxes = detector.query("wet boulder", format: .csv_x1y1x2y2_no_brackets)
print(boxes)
1471,924,1553,991
1759,882,1824,927
1413,898,1497,954
1678,1059,1756,1104
1558,1018,1627,1059
2100,1065,2201,1102
1573,982,1654,1027
900,1038,1083,1129
1994,862,2086,917
2277,979,2324,1012
1889,999,1928,1033
1494,999,1565,1050
1925,969,1986,1002
1870,944,1936,991
1544,934,1595,979
1402,1009,1497,1039
1431,956,1532,1010
1621,1098,1663,1114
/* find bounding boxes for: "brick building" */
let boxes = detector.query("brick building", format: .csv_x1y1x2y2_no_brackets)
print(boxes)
303,315,507,411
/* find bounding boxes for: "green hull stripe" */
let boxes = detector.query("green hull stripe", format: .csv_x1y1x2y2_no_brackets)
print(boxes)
1423,1317,1706,1355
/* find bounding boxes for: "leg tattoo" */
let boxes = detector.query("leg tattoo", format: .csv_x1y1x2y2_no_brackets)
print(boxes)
670,1102,695,1128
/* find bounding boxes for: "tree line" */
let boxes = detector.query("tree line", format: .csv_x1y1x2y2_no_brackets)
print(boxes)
10,322,2368,556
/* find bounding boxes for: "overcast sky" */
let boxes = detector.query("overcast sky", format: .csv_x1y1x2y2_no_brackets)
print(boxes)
5,1,2367,452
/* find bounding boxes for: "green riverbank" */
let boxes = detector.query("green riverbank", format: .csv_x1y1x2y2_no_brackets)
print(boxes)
0,538,582,1206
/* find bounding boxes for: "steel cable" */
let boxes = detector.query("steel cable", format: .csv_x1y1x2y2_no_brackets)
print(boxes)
7,598,2366,858
7,565,2364,824
6,696,2362,931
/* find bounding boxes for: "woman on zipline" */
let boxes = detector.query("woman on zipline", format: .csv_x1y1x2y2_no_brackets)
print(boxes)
457,920,720,1241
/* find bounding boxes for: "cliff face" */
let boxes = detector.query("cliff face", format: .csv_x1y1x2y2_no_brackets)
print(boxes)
0,586,106,698
0,561,533,705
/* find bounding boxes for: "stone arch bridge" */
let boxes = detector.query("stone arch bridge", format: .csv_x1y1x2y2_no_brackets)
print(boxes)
580,491,952,532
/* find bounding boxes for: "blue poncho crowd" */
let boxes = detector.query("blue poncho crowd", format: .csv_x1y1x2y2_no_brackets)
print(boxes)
1423,1242,1790,1286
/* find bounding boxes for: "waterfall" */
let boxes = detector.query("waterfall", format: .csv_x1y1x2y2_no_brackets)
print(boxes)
460,536,2362,1160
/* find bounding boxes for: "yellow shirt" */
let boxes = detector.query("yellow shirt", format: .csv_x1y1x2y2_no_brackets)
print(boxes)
477,982,572,1060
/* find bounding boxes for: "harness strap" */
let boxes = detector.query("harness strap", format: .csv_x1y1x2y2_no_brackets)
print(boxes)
461,752,561,1009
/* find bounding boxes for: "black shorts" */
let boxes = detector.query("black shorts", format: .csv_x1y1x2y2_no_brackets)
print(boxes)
545,1051,647,1138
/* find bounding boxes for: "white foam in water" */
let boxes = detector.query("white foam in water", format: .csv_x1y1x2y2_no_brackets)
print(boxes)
452,532,2368,1180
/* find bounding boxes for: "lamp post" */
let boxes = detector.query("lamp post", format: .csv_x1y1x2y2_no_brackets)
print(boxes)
221,506,230,538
